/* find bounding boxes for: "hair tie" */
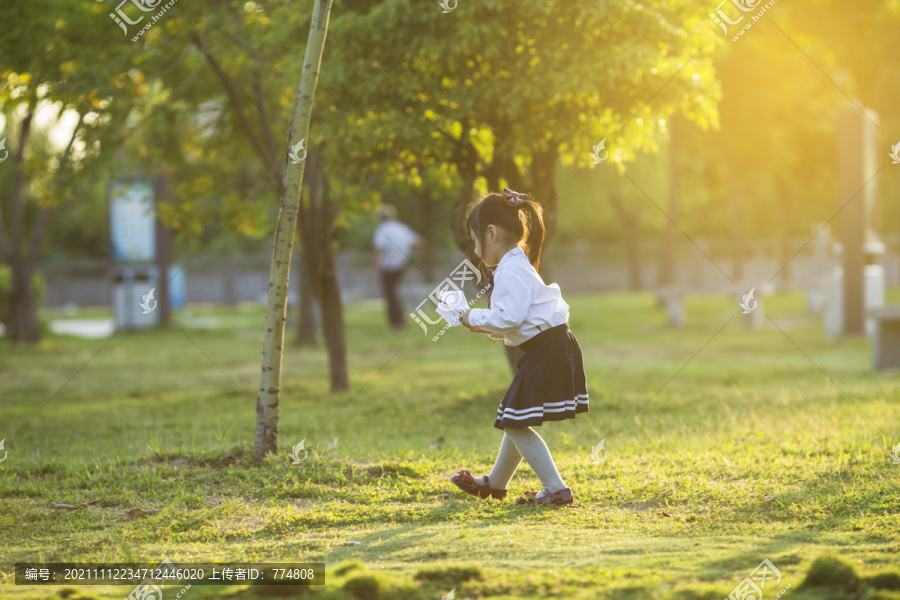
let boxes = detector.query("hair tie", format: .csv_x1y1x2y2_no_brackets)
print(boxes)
502,188,527,208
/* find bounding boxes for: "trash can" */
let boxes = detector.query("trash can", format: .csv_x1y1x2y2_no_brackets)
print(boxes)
111,266,160,330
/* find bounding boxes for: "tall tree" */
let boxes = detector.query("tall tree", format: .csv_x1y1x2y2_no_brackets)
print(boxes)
323,0,720,375
167,0,347,384
0,0,145,341
324,0,720,254
297,144,348,390
255,0,334,460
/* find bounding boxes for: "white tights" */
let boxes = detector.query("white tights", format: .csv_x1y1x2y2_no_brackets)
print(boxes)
475,427,567,494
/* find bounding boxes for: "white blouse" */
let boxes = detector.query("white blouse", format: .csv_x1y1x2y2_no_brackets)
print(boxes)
467,247,570,347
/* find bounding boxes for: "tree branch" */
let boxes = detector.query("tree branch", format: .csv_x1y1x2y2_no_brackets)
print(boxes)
253,70,279,162
25,112,85,263
8,91,39,262
188,32,275,176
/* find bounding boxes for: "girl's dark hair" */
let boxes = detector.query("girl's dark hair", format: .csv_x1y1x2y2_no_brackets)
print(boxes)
466,192,545,271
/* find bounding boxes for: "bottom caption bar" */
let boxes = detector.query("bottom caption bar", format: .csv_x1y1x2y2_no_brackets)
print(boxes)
15,562,325,586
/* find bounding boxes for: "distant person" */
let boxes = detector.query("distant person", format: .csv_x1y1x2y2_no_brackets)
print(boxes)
372,205,422,331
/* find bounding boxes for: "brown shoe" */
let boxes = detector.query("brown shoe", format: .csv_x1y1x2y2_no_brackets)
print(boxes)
450,470,507,500
516,487,574,506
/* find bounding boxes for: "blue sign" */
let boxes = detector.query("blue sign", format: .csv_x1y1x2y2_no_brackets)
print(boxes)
109,181,156,262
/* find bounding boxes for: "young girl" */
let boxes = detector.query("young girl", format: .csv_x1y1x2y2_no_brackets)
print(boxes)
451,188,589,506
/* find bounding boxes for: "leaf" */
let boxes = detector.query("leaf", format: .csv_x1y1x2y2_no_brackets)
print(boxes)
125,508,159,518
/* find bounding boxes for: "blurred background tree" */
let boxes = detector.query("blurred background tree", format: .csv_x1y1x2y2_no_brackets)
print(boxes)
0,0,149,341
2,0,899,357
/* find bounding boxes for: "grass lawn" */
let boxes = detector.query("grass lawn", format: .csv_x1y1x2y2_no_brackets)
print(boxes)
1,290,899,600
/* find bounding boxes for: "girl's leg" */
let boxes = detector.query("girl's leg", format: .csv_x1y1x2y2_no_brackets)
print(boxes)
503,426,567,495
475,431,523,490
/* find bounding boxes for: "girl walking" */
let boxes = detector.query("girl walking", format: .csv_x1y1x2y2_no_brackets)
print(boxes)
452,188,589,505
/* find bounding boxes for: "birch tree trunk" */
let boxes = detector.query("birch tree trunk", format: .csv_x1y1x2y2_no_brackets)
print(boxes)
255,0,333,460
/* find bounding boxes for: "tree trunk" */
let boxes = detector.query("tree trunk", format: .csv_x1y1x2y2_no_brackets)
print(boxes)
611,191,642,291
298,145,349,390
484,121,525,193
727,171,745,283
254,0,333,461
317,164,349,391
221,254,237,306
724,138,746,283
294,251,317,345
779,181,792,287
625,236,643,291
420,191,435,283
530,143,559,243
1,97,82,343
8,260,40,342
450,125,479,255
490,134,529,378
154,174,172,324
3,95,40,342
658,116,679,292
485,153,524,193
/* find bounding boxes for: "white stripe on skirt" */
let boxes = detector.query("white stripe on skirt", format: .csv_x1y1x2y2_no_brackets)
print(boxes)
496,396,589,421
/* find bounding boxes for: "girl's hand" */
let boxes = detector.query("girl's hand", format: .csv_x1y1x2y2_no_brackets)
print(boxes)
458,308,485,332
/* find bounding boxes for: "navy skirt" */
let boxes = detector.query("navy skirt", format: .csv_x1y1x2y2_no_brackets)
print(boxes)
494,323,589,429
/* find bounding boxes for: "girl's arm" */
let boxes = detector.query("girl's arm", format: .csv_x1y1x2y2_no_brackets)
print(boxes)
466,268,533,334
458,311,508,339
458,310,486,332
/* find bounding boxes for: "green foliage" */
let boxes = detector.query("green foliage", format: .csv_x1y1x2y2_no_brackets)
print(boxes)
5,0,899,260
324,0,721,202
2,0,900,262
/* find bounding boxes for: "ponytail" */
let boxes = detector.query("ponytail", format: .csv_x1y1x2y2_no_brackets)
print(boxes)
465,190,546,272
518,199,545,272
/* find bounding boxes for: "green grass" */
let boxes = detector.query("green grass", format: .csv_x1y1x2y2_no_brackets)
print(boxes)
1,291,899,599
